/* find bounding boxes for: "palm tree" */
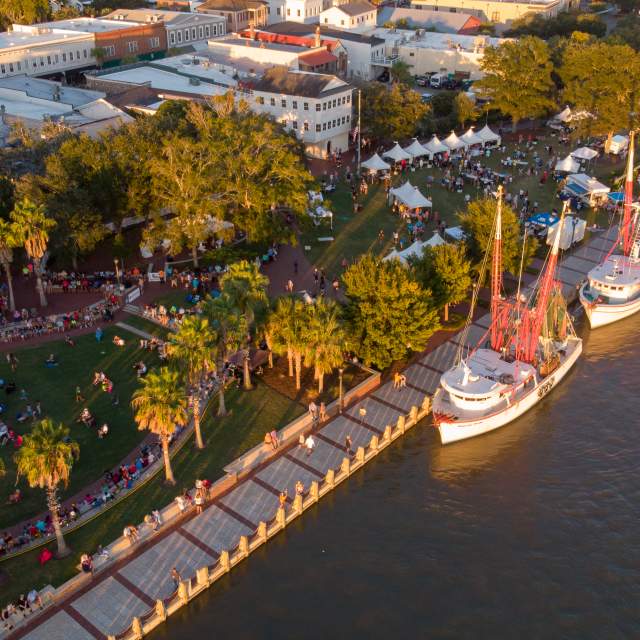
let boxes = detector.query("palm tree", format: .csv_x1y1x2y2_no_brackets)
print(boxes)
10,198,56,307
304,298,345,394
268,296,298,379
131,368,188,485
206,294,247,416
0,219,22,312
167,316,216,450
220,260,269,390
15,419,79,557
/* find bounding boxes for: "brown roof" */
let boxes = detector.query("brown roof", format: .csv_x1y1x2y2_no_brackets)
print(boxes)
198,0,266,11
333,1,376,16
298,49,337,66
249,67,346,98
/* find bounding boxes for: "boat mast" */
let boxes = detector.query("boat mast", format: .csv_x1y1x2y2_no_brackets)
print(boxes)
522,202,568,363
490,187,504,351
622,130,635,256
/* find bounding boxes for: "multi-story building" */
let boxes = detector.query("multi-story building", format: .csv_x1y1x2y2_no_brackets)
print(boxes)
320,2,377,31
196,0,269,32
103,9,227,49
377,7,481,34
410,0,575,25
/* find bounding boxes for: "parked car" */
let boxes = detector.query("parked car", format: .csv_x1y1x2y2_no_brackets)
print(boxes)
421,92,433,103
415,75,430,86
429,73,447,88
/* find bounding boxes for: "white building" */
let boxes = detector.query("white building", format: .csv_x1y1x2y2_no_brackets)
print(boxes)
0,74,133,142
320,2,377,31
87,57,352,157
102,8,227,48
0,24,98,79
265,0,325,24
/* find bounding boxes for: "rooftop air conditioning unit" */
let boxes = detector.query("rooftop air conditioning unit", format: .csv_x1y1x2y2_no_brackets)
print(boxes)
189,77,201,85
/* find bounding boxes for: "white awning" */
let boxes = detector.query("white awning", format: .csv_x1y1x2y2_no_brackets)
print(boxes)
391,182,431,209
571,147,598,161
443,131,466,151
383,232,445,265
403,138,431,158
553,106,572,122
555,155,580,173
382,142,412,163
424,135,448,155
460,127,483,147
567,173,610,194
390,180,416,201
361,152,391,172
476,124,501,145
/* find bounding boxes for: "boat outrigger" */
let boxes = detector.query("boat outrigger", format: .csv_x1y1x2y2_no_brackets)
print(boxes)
433,190,583,444
579,131,640,328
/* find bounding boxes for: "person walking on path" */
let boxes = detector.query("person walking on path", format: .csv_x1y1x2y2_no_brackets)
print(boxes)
295,481,304,497
305,434,316,457
319,402,327,423
393,372,401,389
398,373,407,389
308,401,318,424
171,567,182,590
270,430,279,449
345,434,353,456
278,490,288,510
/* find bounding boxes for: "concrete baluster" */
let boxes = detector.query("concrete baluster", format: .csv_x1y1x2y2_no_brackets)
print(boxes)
325,468,335,488
196,566,209,586
409,406,418,423
131,617,143,638
155,599,167,621
239,535,249,556
369,435,379,451
178,580,189,604
293,493,303,513
220,549,230,572
276,506,286,527
384,425,392,441
422,395,432,414
310,480,319,501
108,636,117,640
356,446,365,463
341,456,351,475
258,521,267,541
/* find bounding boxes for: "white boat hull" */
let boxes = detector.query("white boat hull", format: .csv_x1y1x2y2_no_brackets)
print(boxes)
579,283,640,329
434,339,582,445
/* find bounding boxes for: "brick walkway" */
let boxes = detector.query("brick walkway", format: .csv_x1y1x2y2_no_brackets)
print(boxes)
12,226,613,640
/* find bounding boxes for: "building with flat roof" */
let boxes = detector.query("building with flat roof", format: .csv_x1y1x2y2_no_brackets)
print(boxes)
410,0,575,25
320,2,377,31
196,0,269,32
377,7,481,34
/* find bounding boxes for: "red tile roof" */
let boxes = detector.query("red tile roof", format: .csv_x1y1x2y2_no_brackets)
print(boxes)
298,48,337,66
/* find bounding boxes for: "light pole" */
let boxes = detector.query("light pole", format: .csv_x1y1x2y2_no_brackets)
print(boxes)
114,258,121,286
338,366,344,413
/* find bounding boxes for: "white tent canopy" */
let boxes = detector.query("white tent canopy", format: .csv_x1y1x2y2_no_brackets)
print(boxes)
424,135,448,155
571,147,598,161
383,233,445,265
567,173,610,195
425,231,446,247
553,106,572,123
555,155,580,173
476,124,501,146
390,181,431,209
460,127,483,147
390,180,416,201
361,153,390,172
443,131,466,151
403,138,431,159
382,142,412,163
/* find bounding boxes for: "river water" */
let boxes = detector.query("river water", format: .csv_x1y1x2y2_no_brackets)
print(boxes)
157,314,640,640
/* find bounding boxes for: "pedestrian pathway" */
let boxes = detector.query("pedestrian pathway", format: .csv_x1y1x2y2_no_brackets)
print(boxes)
114,322,155,341
13,226,609,640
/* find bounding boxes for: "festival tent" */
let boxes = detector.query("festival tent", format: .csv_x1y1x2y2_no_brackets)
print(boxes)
390,181,431,209
361,153,391,173
476,124,501,146
390,180,416,202
403,138,431,159
382,142,411,163
609,135,629,155
571,147,598,161
460,127,483,147
555,155,580,173
444,226,466,242
443,131,466,151
383,233,446,265
424,135,448,155
566,173,610,195
553,106,572,123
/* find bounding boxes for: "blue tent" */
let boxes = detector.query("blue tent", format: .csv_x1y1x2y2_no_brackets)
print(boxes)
528,213,558,227
608,192,624,203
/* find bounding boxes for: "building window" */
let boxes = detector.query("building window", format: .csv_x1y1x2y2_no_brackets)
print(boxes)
332,99,336,107
281,99,286,107
178,31,182,42
170,32,176,44
105,45,115,56
322,103,326,111
149,37,160,48
83,49,87,58
323,123,326,130
184,29,190,41
347,95,351,103
342,116,346,124
0,65,4,74
199,26,203,38
409,52,414,57
47,56,51,65
292,100,297,109
316,124,321,132
77,50,80,59
315,104,321,111
292,120,298,129
205,25,210,37
332,119,336,127
340,19,344,25
17,61,21,70
62,53,67,62
287,8,290,15
304,121,309,131
277,7,281,14
303,102,308,111
40,57,44,66
324,18,328,23
127,41,139,53
270,97,276,106
192,28,197,39
347,114,350,122
69,51,74,61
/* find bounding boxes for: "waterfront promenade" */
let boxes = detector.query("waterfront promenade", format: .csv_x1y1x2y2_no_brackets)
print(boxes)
11,225,615,640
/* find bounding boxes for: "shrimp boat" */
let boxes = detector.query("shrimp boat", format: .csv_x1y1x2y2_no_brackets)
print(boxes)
579,132,640,328
433,192,582,445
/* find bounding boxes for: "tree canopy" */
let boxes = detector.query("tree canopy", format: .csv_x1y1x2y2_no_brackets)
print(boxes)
361,82,429,142
504,11,606,38
0,0,49,29
475,36,556,129
342,255,440,369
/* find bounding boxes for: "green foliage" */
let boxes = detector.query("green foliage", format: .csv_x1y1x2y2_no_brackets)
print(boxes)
219,259,269,327
559,40,640,137
476,36,556,129
505,11,606,38
390,59,413,85
614,0,640,12
454,92,478,127
361,82,429,142
410,243,472,315
342,255,440,369
0,0,49,28
609,15,640,51
460,198,537,277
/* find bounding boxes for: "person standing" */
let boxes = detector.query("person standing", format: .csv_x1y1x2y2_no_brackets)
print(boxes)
308,401,318,424
319,402,327,423
345,434,353,456
171,567,182,590
305,434,316,457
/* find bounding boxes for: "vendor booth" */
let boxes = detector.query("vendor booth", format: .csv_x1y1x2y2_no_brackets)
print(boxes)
443,131,466,151
565,173,610,206
555,155,580,174
476,124,501,147
403,138,431,159
361,153,390,173
383,143,411,163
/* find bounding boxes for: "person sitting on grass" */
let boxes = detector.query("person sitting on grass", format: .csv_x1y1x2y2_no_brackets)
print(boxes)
112,335,125,347
7,489,21,504
45,353,58,367
65,335,75,347
134,361,147,378
97,423,108,439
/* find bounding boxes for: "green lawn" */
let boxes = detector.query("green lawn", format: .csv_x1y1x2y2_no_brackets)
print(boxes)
0,381,304,605
301,134,626,276
0,326,160,529
118,314,172,339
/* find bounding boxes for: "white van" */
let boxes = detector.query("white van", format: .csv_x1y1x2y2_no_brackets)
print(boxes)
429,73,446,89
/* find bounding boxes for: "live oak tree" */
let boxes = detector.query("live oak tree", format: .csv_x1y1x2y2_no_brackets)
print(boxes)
342,255,440,370
362,82,429,142
475,36,556,131
0,0,49,29
558,41,640,144
460,197,537,278
454,92,478,128
411,243,472,322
